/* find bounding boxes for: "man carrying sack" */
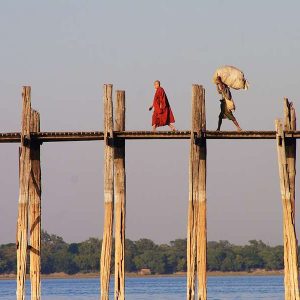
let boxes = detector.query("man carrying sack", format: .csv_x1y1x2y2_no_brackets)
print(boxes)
216,76,242,131
213,65,249,131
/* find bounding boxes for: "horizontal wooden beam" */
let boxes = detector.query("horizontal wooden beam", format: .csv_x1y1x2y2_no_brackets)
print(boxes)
115,130,280,139
0,132,21,143
1,130,300,143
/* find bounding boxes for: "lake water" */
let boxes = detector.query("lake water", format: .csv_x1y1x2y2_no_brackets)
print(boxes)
0,275,284,299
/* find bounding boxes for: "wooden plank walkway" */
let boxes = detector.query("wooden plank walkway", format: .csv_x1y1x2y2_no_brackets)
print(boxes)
1,130,300,143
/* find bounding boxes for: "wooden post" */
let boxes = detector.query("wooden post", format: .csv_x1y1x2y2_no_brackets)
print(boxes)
114,91,126,300
196,86,207,300
100,84,114,300
284,99,296,220
16,86,32,300
275,119,300,300
187,85,207,300
29,110,41,300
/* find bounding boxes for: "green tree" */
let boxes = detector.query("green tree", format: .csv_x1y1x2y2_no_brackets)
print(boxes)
125,239,137,272
133,250,167,274
0,243,16,273
75,238,101,273
0,232,286,275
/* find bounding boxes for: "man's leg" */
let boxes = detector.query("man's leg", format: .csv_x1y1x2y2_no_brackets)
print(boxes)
217,115,223,131
152,125,157,132
231,116,242,131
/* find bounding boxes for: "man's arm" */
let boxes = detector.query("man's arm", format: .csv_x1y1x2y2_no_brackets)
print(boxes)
216,83,223,94
159,89,167,111
223,86,232,100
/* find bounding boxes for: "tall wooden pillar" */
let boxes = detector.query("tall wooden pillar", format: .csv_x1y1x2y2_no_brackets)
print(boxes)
187,85,207,300
29,110,41,300
275,115,299,300
196,86,207,300
100,84,114,300
114,91,126,300
16,86,32,300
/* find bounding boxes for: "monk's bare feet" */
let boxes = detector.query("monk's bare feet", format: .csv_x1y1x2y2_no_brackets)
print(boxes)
169,124,176,132
237,127,242,132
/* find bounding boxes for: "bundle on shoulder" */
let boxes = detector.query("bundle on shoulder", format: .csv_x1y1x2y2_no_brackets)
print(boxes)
212,65,249,90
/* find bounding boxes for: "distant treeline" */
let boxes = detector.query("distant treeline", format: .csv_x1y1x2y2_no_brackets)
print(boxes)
0,231,286,275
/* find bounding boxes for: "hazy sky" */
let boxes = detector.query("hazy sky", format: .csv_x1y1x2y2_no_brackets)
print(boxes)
0,0,300,245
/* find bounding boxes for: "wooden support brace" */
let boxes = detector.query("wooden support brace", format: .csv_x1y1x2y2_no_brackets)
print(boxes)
284,99,296,220
187,85,207,300
16,86,32,300
114,91,126,300
275,118,300,300
29,110,41,300
196,86,207,300
100,84,114,300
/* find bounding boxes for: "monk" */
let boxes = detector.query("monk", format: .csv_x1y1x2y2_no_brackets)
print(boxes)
216,76,242,131
149,80,176,131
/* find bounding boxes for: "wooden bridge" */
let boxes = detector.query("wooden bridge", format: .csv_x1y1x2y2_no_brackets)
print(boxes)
2,85,299,300
2,130,300,143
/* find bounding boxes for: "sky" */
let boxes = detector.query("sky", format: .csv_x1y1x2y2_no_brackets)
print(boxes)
0,0,300,245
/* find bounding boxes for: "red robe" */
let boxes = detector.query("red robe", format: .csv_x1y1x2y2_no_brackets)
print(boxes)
152,87,175,126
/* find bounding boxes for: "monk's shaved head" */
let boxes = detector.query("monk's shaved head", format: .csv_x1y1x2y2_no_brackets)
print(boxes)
154,80,160,90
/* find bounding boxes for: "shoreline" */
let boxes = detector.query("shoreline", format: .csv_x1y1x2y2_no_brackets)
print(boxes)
0,270,284,281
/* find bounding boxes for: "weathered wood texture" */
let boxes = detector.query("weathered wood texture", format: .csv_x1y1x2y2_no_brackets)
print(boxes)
187,86,199,300
275,118,300,300
100,84,114,300
29,110,41,300
187,85,207,300
16,86,32,300
284,99,296,219
114,91,126,300
282,99,299,300
196,87,207,300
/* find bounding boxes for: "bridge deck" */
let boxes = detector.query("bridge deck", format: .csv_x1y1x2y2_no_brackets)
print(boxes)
0,130,300,143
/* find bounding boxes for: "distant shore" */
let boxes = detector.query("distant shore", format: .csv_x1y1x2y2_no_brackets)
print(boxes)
0,270,284,281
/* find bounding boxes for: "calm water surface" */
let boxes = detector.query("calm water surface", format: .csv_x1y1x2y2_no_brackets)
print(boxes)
0,275,284,299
